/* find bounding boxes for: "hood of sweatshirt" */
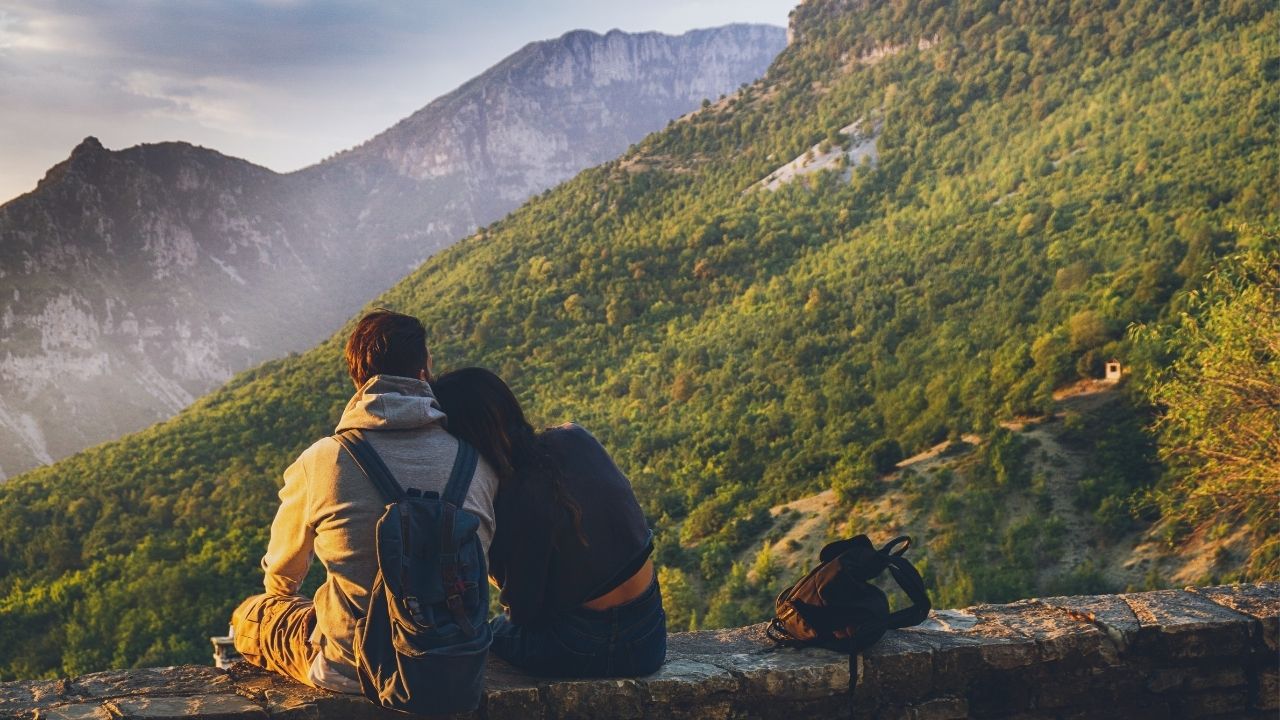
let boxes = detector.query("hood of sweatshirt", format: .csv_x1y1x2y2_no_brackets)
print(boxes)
334,374,448,432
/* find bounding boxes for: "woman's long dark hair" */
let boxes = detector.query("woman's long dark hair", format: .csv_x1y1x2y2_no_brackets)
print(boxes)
432,367,585,546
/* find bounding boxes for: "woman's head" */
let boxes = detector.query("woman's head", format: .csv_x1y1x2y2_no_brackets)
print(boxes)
431,367,531,480
432,367,587,547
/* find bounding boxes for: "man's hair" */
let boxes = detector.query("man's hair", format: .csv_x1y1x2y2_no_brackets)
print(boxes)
345,309,429,386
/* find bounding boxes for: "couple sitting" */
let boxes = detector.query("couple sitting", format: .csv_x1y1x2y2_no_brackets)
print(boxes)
230,310,665,694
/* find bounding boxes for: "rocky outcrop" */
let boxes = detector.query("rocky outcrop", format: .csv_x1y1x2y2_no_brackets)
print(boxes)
0,138,335,479
2,584,1275,719
0,25,786,481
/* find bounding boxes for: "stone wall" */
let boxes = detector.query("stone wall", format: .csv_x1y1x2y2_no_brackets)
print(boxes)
2,583,1275,719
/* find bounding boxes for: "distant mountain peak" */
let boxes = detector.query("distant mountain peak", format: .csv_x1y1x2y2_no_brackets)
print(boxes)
66,136,108,168
73,136,105,154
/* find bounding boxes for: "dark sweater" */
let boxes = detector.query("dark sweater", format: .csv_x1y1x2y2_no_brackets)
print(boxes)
488,423,653,625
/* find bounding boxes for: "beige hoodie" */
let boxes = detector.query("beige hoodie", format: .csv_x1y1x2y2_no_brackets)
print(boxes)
260,374,499,692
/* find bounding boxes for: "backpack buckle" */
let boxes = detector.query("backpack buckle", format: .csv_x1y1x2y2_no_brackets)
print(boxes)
404,596,432,628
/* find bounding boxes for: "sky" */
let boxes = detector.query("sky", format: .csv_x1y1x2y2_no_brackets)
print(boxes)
0,0,797,204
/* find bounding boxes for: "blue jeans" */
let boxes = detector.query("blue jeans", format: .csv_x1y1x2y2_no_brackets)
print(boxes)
490,579,666,677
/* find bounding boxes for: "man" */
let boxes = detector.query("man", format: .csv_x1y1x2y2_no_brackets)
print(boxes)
230,309,499,692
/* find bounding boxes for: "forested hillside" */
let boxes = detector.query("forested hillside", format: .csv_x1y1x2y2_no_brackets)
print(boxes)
1,0,1275,680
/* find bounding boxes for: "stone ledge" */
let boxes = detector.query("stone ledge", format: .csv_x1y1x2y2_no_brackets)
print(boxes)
2,584,1276,720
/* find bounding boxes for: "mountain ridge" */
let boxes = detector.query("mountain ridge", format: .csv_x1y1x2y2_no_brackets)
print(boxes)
0,23,787,480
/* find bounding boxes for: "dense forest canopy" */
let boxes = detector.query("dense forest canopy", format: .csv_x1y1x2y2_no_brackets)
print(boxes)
0,0,1275,679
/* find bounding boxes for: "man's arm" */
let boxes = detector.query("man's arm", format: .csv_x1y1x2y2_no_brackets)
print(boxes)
260,453,315,596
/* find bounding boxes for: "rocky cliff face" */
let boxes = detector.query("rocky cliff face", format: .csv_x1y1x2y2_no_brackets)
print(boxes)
0,138,339,478
298,24,788,292
0,25,787,480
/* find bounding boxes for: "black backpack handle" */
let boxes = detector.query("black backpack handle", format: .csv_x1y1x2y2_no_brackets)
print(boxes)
879,535,911,557
885,555,931,629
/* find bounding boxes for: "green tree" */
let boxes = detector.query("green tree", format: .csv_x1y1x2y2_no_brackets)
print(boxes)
1140,246,1280,577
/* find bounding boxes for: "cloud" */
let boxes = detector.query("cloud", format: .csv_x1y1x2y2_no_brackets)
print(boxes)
8,2,411,73
118,71,259,135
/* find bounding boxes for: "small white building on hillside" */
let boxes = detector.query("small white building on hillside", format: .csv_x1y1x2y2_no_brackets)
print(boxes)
1104,360,1122,382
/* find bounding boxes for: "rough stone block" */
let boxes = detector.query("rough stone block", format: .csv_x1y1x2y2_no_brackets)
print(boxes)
1192,583,1280,652
714,646,850,701
260,699,321,720
259,687,327,720
642,700,735,720
1036,666,1142,708
1187,666,1248,692
908,696,967,720
852,703,909,720
0,678,70,719
896,627,988,694
666,623,771,657
542,678,643,720
855,631,936,705
105,694,266,719
71,667,232,701
971,599,1110,666
1038,593,1142,656
967,675,1034,716
481,660,543,720
481,683,542,720
258,692,401,720
1059,702,1171,720
773,697,853,720
32,703,111,720
1147,667,1193,694
639,658,739,707
224,666,333,719
1122,589,1254,659
1172,689,1249,717
928,605,1043,670
1256,667,1278,711
662,622,852,716
1143,665,1245,695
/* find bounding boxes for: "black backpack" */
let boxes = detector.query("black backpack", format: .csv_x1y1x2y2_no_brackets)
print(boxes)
767,534,930,653
334,429,492,715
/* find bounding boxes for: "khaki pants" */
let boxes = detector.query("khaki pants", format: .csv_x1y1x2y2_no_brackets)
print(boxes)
231,593,317,687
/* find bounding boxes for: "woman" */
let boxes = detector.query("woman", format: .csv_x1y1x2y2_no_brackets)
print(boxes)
432,367,665,678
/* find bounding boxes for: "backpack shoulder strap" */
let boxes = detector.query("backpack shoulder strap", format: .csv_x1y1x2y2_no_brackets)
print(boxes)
885,555,932,629
438,438,481,638
441,439,479,509
334,429,405,504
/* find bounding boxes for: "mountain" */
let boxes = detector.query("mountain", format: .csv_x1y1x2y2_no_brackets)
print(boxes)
0,24,787,481
0,0,1275,680
301,26,792,285
0,139,345,479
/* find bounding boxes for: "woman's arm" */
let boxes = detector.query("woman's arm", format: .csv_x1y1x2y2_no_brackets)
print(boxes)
490,491,563,624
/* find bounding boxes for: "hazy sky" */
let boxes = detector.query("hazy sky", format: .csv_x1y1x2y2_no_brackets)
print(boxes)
0,1,797,204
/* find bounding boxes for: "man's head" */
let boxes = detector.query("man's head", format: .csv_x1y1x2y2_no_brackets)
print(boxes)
344,309,431,387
